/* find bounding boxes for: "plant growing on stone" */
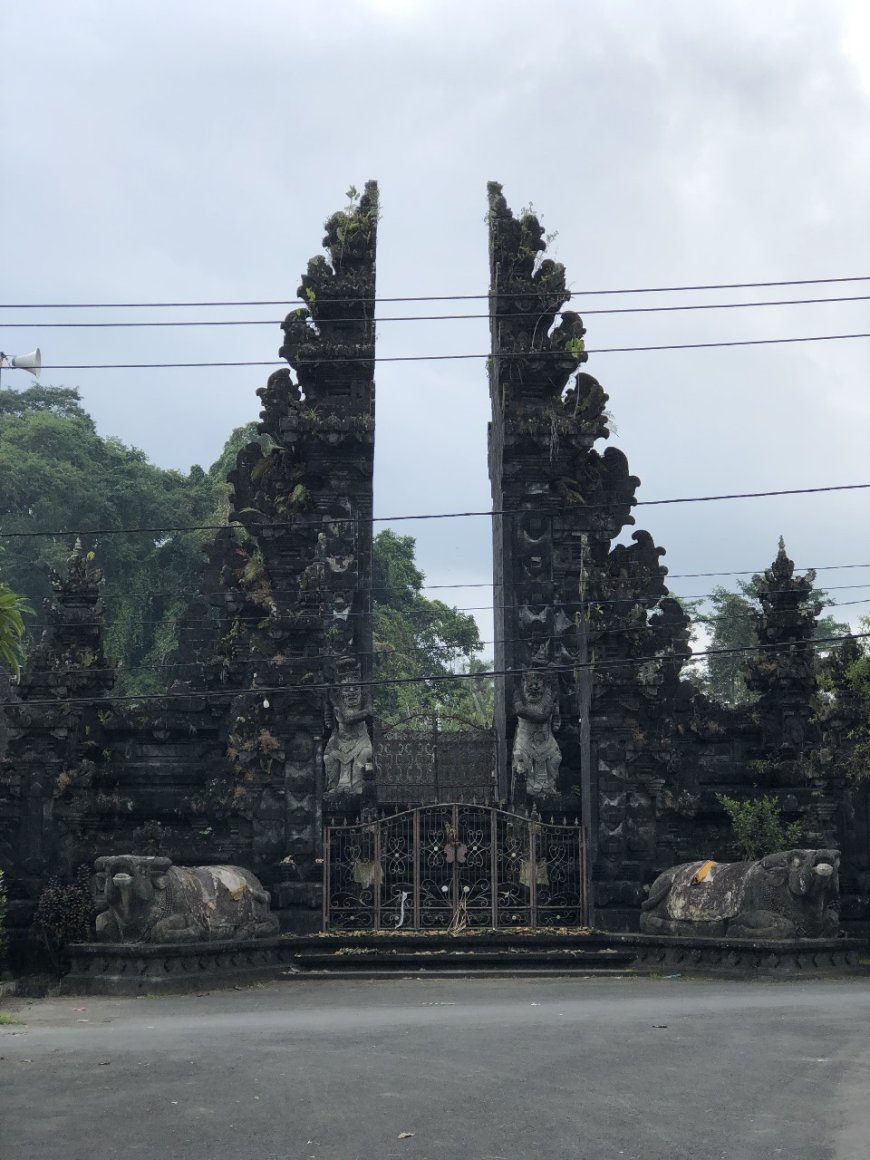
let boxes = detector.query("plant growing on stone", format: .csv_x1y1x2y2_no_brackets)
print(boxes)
716,793,804,861
33,866,94,974
0,573,31,679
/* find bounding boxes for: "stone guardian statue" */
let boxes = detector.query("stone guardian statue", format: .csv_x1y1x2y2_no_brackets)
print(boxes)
324,658,373,794
512,668,562,798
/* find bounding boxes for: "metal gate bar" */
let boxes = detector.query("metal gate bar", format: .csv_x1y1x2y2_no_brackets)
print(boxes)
323,803,587,931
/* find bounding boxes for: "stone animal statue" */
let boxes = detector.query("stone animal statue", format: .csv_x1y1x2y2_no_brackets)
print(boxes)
93,855,280,944
640,849,840,940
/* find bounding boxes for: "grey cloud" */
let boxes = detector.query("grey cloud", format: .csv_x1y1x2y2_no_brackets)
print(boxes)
2,0,869,638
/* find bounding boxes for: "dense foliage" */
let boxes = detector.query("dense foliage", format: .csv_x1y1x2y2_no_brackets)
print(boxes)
716,793,804,861
0,569,30,679
372,529,492,726
33,866,94,973
832,616,870,781
0,385,256,693
0,388,491,716
694,580,848,707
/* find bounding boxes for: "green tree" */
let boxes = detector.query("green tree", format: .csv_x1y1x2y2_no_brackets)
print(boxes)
0,383,93,422
0,579,30,679
716,793,804,860
697,586,759,706
694,580,849,707
0,392,491,716
207,420,259,499
0,386,255,694
372,530,489,725
834,617,870,781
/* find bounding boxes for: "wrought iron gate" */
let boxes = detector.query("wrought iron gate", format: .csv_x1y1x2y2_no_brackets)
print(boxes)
323,803,588,931
373,716,496,804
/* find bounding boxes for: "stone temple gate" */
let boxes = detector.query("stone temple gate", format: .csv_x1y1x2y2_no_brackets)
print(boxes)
2,180,869,943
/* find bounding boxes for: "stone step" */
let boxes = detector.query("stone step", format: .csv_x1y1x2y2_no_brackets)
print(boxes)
291,947,636,972
292,967,635,979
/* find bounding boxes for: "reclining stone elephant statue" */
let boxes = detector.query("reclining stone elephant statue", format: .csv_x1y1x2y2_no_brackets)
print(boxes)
640,849,840,939
93,855,280,944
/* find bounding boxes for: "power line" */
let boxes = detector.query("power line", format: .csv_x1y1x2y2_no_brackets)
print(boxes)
28,331,870,369
19,578,870,618
2,481,868,540
3,274,869,309
10,631,869,708
3,629,684,677
311,575,870,595
20,588,870,645
6,292,870,328
21,583,870,632
20,602,870,680
670,562,870,578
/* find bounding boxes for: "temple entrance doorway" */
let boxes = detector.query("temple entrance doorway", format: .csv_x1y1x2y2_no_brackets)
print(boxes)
322,802,588,932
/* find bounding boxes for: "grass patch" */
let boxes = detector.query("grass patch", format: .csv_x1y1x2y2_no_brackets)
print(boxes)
0,1012,22,1024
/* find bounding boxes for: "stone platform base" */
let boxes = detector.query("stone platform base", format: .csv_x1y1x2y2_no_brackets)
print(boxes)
61,930,868,994
62,938,299,996
613,932,867,977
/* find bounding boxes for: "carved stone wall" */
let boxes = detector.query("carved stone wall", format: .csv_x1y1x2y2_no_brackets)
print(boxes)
487,183,692,927
194,180,379,896
486,184,870,934
0,184,380,940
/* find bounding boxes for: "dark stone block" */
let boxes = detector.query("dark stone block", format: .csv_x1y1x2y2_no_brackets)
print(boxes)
274,881,322,909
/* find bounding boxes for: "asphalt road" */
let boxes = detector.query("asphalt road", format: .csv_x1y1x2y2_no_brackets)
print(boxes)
2,974,869,1160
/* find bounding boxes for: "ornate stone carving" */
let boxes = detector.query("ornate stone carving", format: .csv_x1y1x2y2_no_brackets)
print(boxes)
94,854,279,943
745,537,824,709
512,668,561,798
324,658,373,795
640,849,840,939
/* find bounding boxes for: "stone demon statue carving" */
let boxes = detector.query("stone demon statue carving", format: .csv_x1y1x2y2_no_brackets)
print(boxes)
640,849,840,939
512,668,562,798
93,855,279,943
324,657,373,795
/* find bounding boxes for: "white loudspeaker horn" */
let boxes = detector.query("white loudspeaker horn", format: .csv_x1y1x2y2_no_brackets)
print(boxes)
10,349,41,379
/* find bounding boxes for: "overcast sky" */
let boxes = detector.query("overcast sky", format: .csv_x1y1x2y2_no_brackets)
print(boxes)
3,0,870,648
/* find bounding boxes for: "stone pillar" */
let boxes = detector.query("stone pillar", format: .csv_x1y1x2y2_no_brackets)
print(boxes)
486,183,691,927
201,184,379,921
1,542,114,900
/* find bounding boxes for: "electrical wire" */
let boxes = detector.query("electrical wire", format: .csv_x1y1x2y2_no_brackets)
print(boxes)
28,330,870,369
20,601,870,680
19,585,870,633
2,481,868,540
3,274,870,309
6,292,870,328
20,570,870,608
9,631,869,709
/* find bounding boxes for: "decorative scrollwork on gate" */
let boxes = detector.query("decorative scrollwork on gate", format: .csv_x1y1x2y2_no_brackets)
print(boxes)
324,804,587,931
373,714,496,804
